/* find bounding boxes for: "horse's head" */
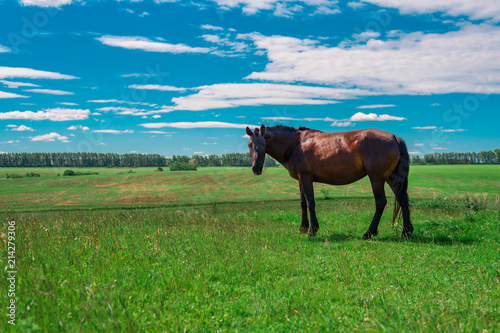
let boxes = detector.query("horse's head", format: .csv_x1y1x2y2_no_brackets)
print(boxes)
246,124,267,175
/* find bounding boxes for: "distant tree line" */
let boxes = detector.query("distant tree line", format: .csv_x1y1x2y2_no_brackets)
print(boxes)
411,149,500,165
0,152,279,168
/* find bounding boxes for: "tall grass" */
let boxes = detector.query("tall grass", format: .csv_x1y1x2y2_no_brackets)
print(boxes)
1,196,499,332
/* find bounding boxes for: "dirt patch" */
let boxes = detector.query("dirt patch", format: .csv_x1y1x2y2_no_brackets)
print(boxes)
54,200,81,206
114,193,177,205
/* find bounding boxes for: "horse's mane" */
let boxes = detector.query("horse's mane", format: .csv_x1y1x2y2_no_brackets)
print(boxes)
267,125,312,133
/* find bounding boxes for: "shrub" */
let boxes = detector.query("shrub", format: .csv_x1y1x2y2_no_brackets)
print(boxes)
63,169,99,176
6,173,23,179
25,172,40,177
460,195,487,215
118,170,135,174
169,161,197,171
157,167,164,172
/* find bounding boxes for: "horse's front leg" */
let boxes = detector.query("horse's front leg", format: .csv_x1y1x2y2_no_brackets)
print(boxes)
299,175,319,236
299,183,309,233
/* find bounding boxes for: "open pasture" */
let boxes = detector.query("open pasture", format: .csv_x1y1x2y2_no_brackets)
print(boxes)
0,165,499,332
0,165,498,211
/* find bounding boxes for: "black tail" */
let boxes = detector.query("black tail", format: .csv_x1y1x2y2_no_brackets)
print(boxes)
391,136,410,227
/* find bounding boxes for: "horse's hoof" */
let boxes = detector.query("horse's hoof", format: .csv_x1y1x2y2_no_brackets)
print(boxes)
299,227,309,234
307,228,318,237
362,230,377,240
401,232,412,240
401,225,414,240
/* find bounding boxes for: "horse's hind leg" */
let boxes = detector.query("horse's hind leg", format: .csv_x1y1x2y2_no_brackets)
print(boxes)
386,177,413,239
299,183,309,233
362,177,387,240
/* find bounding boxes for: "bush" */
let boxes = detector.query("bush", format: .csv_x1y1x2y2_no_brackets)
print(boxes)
25,172,40,177
157,167,164,172
63,169,99,176
6,173,23,179
118,170,135,174
169,161,197,171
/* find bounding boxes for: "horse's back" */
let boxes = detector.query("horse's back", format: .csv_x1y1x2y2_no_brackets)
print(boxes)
294,128,400,185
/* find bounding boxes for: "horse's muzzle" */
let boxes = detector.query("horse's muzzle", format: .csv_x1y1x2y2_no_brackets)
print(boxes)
252,166,263,175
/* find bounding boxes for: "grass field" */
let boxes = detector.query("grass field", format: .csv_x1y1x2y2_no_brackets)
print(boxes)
0,165,499,332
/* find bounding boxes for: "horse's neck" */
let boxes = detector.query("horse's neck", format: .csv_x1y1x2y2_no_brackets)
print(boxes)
265,131,299,166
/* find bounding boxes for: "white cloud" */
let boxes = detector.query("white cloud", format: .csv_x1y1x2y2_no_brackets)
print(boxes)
201,34,251,56
362,0,500,22
139,121,258,129
58,102,79,106
139,130,173,134
0,108,90,121
0,44,10,53
210,0,339,17
201,24,224,31
330,120,353,127
95,106,147,113
245,24,500,95
120,73,155,78
31,132,69,142
19,0,74,7
92,129,134,134
152,115,161,119
0,66,78,80
353,31,381,41
442,129,467,132
0,80,40,88
97,35,212,54
11,125,35,132
0,91,29,99
24,88,74,95
128,84,187,92
160,83,369,112
356,104,395,109
350,112,405,121
67,125,90,131
412,126,437,130
87,99,157,107
347,1,365,9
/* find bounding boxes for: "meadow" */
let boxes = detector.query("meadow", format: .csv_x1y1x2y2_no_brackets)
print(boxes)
0,165,499,332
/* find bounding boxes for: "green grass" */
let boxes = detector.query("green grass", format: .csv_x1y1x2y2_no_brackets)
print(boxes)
0,165,499,331
0,165,499,212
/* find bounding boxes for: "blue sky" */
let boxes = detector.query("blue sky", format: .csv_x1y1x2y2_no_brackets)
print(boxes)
0,0,499,157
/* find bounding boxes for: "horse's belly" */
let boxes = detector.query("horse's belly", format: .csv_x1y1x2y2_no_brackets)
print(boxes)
315,171,367,185
313,160,367,185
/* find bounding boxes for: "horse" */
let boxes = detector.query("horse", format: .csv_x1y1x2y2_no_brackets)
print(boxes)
245,124,413,240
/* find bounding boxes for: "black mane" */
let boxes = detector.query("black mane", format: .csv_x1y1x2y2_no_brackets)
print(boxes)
267,125,311,132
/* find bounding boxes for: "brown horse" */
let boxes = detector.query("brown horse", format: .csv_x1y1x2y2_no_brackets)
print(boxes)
246,124,413,240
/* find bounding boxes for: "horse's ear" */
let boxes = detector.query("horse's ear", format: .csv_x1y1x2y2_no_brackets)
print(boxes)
245,127,253,137
260,124,266,136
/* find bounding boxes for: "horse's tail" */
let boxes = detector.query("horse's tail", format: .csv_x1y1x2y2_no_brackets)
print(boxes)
390,136,410,227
